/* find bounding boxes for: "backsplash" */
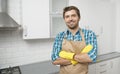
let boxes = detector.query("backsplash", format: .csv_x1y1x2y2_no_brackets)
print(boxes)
0,29,54,69
0,25,117,69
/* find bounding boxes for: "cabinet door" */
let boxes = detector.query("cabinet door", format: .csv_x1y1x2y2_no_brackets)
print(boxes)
50,0,68,38
88,64,96,74
96,60,110,74
50,15,67,38
22,0,50,39
96,57,120,74
109,58,120,74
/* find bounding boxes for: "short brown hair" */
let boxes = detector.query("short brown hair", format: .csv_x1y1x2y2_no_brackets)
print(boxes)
63,6,80,19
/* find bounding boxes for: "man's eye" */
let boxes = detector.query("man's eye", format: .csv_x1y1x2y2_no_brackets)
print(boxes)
65,16,69,18
72,14,76,17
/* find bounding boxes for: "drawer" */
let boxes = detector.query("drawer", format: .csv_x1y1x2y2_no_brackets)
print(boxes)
96,61,110,70
96,68,108,74
96,61,111,74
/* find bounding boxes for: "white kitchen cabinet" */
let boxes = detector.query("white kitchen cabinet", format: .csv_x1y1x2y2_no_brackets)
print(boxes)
96,60,110,74
50,0,69,15
50,0,68,38
7,0,50,39
88,64,96,74
96,57,120,74
22,0,50,39
50,15,66,38
108,57,120,74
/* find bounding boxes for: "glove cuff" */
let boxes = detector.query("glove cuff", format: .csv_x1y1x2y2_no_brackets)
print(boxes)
71,60,78,65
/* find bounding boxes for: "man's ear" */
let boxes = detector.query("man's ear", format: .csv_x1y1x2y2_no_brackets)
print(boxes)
78,17,80,21
79,16,81,20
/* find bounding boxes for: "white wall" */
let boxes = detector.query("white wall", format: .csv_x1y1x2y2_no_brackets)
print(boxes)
0,0,7,12
0,29,54,69
116,0,120,52
0,0,117,69
69,0,116,55
0,0,2,12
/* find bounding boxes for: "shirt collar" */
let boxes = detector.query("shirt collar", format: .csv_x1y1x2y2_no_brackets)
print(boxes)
66,28,81,36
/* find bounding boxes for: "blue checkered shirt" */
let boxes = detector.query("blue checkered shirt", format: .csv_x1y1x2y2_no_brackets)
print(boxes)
51,28,97,62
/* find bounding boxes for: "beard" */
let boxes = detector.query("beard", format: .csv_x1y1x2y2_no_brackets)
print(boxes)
67,21,79,29
67,24,78,29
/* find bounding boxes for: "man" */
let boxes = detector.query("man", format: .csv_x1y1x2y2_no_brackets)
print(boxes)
51,6,97,74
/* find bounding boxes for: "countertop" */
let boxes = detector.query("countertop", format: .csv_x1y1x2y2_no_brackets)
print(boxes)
19,52,120,74
96,52,120,63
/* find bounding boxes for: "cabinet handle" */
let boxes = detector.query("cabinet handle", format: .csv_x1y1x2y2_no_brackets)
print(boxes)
100,70,107,74
23,25,28,37
111,61,113,68
100,64,107,67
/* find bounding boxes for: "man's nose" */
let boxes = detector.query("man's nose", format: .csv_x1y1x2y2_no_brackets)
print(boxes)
69,16,73,21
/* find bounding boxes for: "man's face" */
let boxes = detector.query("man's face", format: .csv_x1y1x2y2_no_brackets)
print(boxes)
64,10,80,29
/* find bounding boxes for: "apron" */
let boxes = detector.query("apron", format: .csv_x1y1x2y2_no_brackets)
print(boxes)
60,30,88,74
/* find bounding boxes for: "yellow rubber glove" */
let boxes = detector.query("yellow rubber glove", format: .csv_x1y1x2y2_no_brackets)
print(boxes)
81,44,93,53
59,50,75,60
59,44,93,65
71,60,78,65
71,44,93,65
59,50,77,65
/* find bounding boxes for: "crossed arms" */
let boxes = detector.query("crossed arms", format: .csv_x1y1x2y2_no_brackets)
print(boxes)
52,45,93,65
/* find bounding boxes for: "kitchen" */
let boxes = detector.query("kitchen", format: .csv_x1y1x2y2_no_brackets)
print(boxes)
0,0,120,74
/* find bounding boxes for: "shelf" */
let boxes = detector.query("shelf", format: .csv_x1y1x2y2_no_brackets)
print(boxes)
50,0,69,14
50,0,69,38
50,15,67,38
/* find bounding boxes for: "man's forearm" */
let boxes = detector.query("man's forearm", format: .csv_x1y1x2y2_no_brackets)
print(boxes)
74,53,92,63
59,44,93,63
52,57,71,65
52,54,92,66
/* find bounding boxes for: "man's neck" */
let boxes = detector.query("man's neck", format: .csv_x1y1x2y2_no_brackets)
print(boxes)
68,27,80,36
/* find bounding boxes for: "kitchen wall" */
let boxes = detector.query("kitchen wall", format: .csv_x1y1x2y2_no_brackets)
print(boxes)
69,0,116,54
0,0,1,12
115,0,120,52
0,0,118,69
0,0,7,12
0,29,54,68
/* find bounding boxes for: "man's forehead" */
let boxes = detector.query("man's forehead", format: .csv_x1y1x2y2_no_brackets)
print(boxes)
65,10,77,15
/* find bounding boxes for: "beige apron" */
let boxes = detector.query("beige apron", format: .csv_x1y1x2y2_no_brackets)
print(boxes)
60,30,88,74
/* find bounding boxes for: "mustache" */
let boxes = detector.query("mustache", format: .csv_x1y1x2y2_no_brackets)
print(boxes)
69,20,74,22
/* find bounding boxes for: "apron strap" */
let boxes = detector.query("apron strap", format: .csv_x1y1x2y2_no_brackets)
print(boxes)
80,28,85,42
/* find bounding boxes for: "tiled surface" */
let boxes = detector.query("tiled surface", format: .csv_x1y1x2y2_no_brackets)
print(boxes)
0,29,119,69
0,30,54,69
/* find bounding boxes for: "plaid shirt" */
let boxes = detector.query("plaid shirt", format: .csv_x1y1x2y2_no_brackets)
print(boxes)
51,28,97,62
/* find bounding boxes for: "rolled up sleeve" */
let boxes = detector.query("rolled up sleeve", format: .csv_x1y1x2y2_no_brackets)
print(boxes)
51,32,64,61
87,31,98,62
